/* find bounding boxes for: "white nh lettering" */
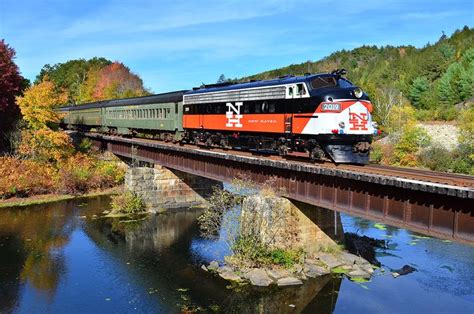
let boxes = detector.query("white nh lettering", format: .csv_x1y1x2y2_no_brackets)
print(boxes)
226,102,243,128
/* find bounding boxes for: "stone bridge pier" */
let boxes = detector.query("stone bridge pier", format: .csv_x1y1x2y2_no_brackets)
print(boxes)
241,196,345,256
125,166,221,212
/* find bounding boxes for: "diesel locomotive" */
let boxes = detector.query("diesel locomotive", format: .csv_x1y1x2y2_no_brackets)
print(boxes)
59,70,377,164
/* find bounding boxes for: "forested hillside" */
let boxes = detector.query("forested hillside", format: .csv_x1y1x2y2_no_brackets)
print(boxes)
242,26,474,123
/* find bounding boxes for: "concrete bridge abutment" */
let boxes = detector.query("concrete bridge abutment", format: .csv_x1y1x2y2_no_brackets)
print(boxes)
124,166,221,212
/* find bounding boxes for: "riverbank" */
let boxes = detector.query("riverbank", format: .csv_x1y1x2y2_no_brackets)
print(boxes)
0,186,121,209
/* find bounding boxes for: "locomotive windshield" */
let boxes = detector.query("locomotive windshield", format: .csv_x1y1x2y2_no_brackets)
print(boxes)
310,76,354,90
310,76,337,89
337,78,353,88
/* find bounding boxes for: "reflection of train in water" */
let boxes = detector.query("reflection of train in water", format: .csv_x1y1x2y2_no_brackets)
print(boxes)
59,69,378,164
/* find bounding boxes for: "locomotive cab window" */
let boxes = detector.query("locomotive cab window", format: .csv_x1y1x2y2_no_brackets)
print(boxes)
297,83,306,96
255,103,261,113
269,103,276,113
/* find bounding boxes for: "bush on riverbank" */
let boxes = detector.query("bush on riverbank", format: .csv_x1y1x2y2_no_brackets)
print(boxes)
0,153,125,199
0,157,57,198
110,190,145,215
232,235,303,268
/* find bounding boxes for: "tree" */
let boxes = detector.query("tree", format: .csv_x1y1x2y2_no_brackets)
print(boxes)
36,57,112,104
372,87,408,129
217,74,228,83
409,77,430,109
80,62,149,102
0,39,25,149
437,48,474,105
16,77,68,130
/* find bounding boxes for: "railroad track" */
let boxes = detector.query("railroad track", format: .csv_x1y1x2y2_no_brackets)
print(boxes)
86,132,474,189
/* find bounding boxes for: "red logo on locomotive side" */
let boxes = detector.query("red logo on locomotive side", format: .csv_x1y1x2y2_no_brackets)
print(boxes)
349,112,368,130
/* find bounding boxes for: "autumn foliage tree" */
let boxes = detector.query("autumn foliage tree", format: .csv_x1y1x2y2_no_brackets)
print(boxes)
36,57,111,104
15,77,73,163
16,77,68,130
0,39,26,150
79,62,149,103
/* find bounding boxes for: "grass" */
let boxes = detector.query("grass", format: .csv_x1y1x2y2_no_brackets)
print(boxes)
331,266,350,274
0,187,120,209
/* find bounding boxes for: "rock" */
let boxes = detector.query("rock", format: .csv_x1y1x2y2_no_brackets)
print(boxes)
217,265,233,274
201,265,208,272
340,252,369,265
304,263,330,278
292,263,303,273
348,269,371,279
266,268,290,280
219,270,242,282
277,277,303,286
247,268,273,287
392,265,417,278
317,253,344,269
207,261,219,271
361,264,375,274
344,233,386,267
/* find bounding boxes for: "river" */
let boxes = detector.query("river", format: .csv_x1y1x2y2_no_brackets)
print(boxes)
0,196,473,313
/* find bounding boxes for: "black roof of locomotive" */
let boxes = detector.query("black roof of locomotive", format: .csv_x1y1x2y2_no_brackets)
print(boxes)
58,90,188,111
185,73,345,95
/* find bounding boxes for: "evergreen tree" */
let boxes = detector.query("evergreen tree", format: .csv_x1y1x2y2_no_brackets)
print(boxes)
409,77,430,109
217,74,227,83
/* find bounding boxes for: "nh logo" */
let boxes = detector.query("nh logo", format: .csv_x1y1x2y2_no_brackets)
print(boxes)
349,112,368,131
226,102,243,128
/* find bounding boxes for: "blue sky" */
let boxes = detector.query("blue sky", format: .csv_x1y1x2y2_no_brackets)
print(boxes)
1,0,473,93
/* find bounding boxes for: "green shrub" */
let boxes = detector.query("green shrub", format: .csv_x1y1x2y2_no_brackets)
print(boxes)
110,191,145,215
270,248,302,268
78,138,93,153
419,145,453,172
231,235,302,268
392,125,431,167
370,142,384,163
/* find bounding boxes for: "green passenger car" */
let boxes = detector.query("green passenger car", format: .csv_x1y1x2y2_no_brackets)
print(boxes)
58,91,187,140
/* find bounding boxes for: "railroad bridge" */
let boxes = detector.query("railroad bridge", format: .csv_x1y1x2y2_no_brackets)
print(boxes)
82,132,474,245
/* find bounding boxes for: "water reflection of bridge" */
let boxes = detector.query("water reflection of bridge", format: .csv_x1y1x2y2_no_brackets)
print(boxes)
84,205,343,313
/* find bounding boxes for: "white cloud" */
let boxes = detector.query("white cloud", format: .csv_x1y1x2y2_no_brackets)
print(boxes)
61,0,295,37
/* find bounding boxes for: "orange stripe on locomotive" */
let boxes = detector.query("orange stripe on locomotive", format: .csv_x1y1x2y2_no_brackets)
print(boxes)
184,113,287,133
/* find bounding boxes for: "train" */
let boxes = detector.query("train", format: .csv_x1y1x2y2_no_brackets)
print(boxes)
58,70,378,164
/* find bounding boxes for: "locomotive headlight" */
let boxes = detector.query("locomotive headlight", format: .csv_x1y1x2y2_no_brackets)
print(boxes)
353,87,363,99
339,122,345,128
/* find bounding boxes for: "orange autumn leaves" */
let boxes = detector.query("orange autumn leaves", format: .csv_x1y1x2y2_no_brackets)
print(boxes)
0,65,127,199
78,61,148,103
